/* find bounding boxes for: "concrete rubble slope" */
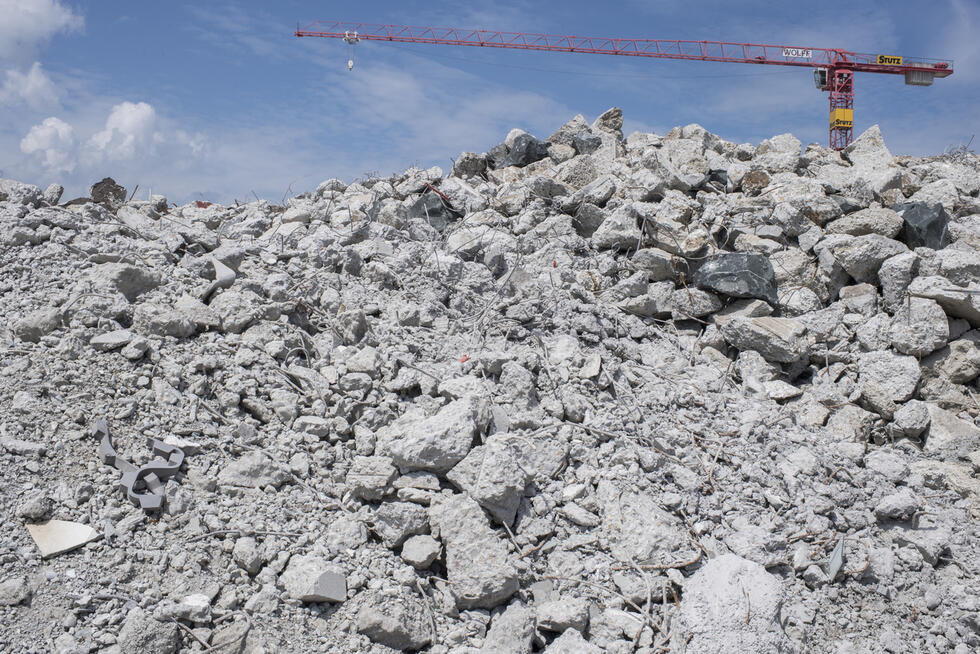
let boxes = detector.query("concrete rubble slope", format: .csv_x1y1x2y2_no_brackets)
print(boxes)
1,113,979,653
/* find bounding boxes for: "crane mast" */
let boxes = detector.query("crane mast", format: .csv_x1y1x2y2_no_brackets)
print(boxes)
295,21,954,150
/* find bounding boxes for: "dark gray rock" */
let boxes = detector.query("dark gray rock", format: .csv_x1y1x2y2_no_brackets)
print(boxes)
89,177,127,210
499,134,550,168
408,192,459,232
452,152,488,178
895,202,953,250
572,132,602,155
487,143,511,169
692,253,778,304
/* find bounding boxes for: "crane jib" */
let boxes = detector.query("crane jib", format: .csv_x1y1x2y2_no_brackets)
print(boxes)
294,21,954,150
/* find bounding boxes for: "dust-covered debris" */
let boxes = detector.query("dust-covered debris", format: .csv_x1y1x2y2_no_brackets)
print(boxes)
1,113,979,652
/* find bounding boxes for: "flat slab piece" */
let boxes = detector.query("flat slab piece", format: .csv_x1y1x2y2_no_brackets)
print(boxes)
26,520,100,558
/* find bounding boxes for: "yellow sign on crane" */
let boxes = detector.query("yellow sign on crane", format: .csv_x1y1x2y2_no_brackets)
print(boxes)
830,108,853,129
876,55,903,65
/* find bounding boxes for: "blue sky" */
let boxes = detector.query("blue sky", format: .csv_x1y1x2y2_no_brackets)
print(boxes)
1,0,978,204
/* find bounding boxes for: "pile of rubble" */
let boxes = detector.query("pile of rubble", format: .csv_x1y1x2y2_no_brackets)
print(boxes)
1,108,979,654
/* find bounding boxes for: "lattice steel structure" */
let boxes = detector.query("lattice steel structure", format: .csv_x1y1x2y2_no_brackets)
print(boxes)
296,22,955,149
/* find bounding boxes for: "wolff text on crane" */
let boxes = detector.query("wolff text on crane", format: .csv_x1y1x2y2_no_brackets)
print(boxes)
782,48,812,59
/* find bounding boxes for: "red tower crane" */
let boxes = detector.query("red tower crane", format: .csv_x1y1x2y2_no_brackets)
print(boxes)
295,22,954,150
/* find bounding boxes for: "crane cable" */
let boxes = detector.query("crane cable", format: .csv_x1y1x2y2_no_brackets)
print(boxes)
368,39,804,80
343,30,359,70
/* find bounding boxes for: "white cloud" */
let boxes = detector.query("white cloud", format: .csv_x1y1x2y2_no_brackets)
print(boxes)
89,101,158,160
0,0,83,61
0,62,59,108
20,116,75,172
176,130,207,156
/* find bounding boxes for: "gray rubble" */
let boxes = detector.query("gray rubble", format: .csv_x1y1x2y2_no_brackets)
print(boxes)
1,112,979,653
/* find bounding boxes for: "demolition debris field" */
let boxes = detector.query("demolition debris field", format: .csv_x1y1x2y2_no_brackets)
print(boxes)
1,109,979,653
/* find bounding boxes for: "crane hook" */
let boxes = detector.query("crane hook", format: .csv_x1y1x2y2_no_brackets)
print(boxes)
344,30,359,71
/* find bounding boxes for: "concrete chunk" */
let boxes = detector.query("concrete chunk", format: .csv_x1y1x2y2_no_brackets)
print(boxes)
357,589,433,650
117,607,179,654
924,403,980,458
831,234,908,284
429,494,518,609
89,329,133,351
482,601,536,654
0,577,31,606
447,434,531,525
857,350,921,402
280,555,346,602
400,535,441,569
371,501,429,548
346,456,398,501
888,297,949,357
218,451,292,489
384,396,490,474
720,316,808,363
536,597,590,633
675,554,791,653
